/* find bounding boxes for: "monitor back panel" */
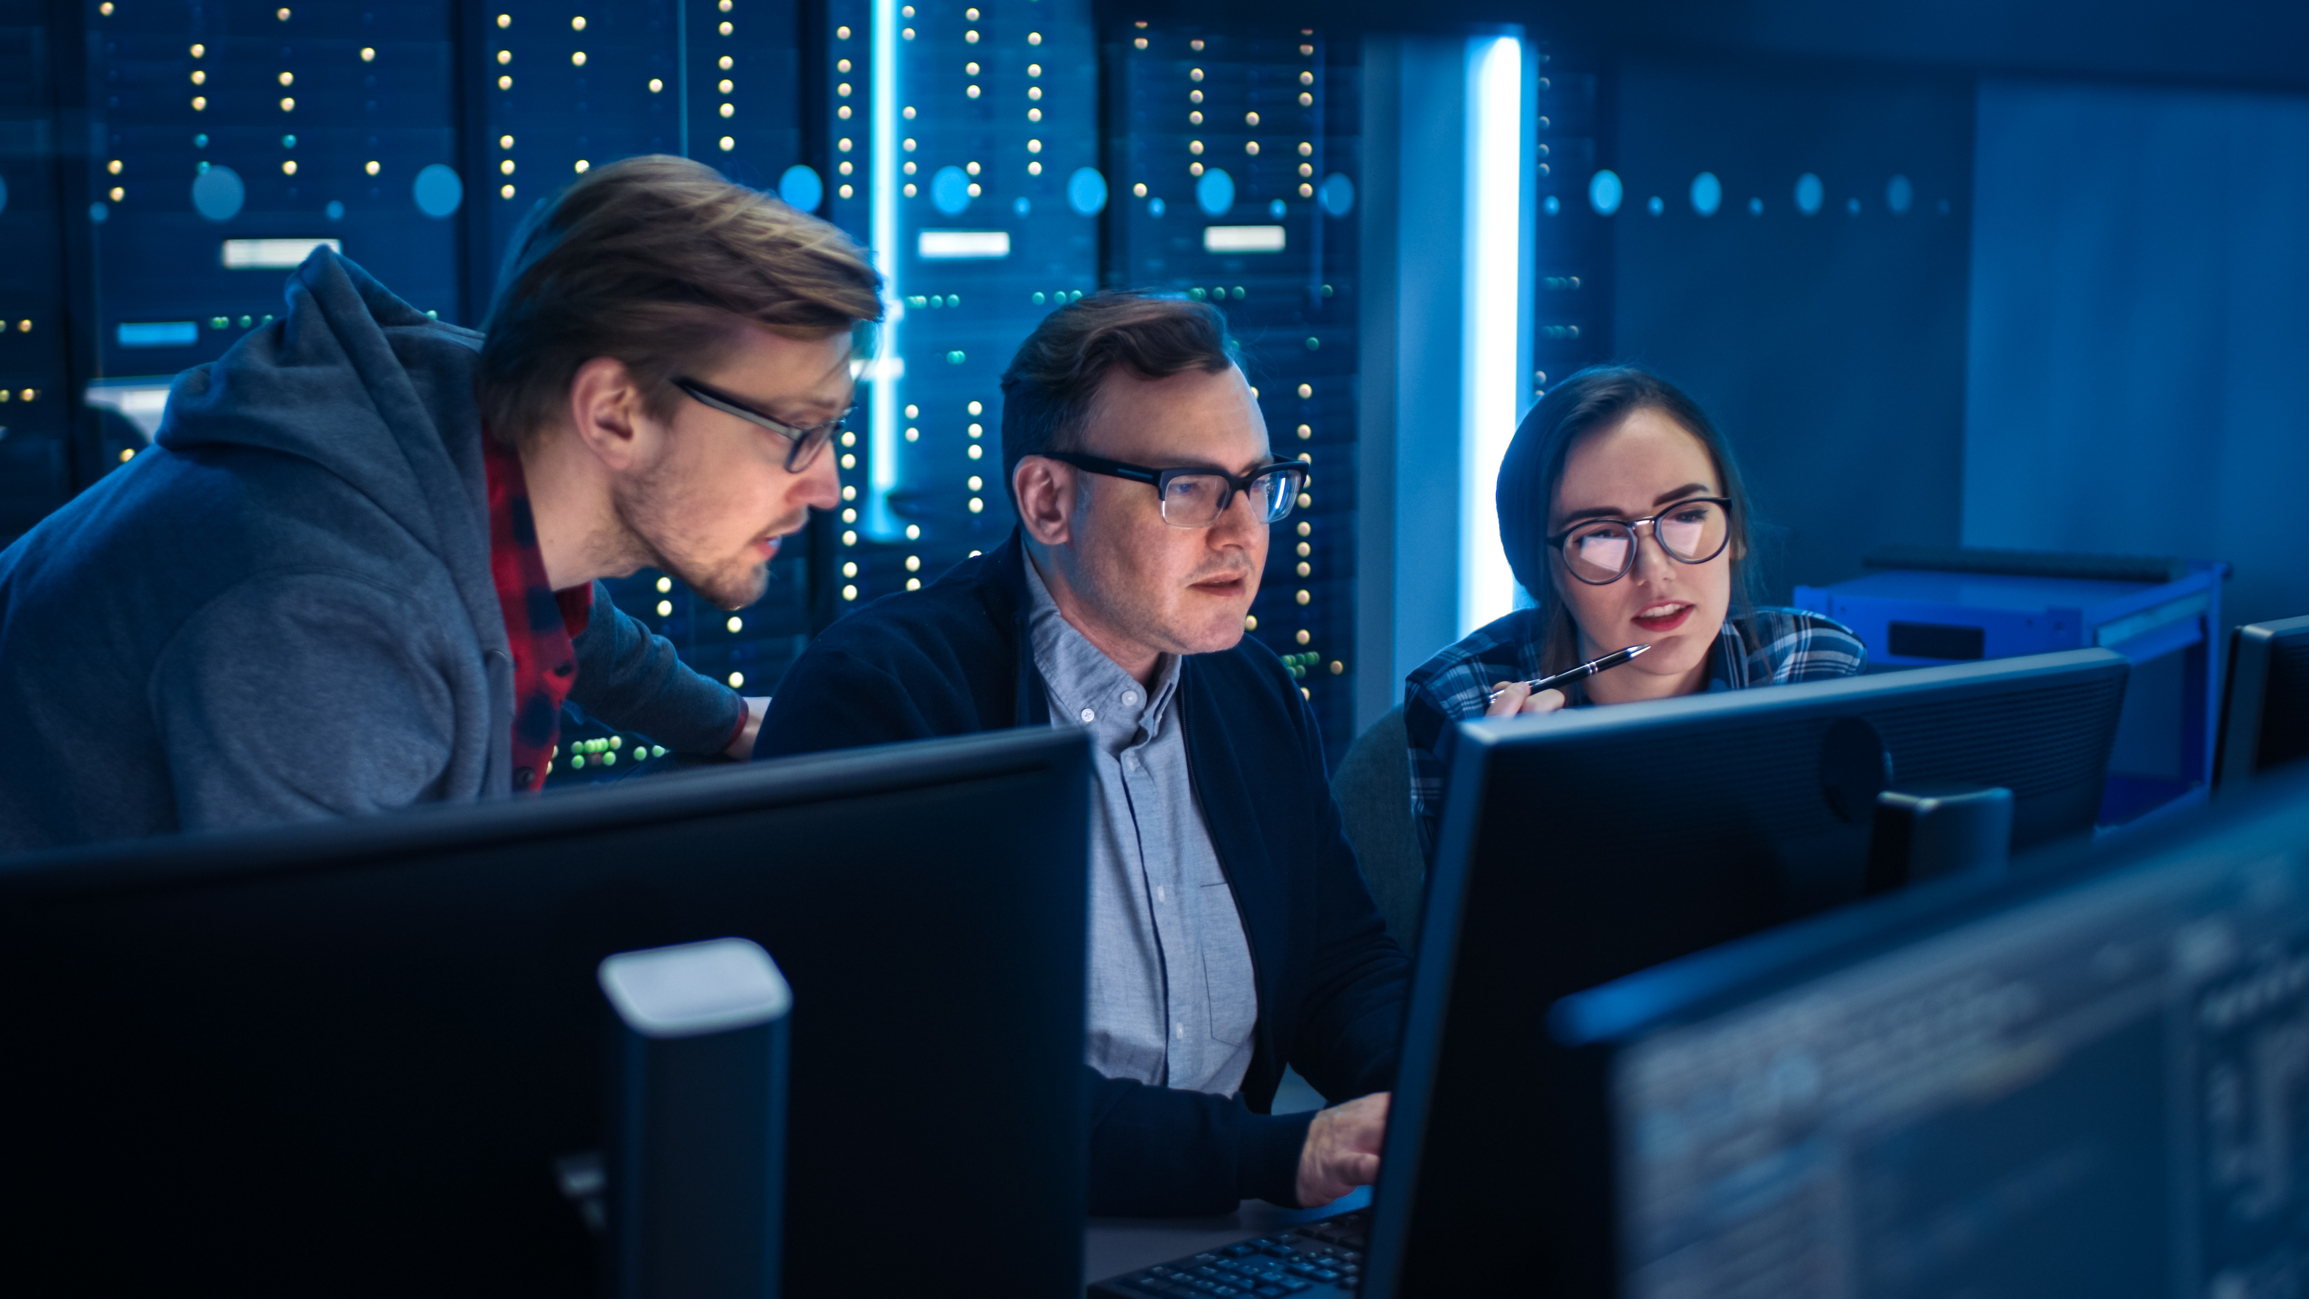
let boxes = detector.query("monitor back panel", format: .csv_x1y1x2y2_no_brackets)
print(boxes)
1378,651,2129,1295
0,737,1088,1296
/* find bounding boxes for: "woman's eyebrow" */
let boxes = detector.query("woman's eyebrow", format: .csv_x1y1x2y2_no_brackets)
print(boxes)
1554,483,1714,527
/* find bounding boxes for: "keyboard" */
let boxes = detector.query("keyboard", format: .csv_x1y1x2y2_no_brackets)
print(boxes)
1090,1207,1370,1297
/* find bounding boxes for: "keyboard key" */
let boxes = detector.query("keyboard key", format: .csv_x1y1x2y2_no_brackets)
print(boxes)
1226,1244,1259,1258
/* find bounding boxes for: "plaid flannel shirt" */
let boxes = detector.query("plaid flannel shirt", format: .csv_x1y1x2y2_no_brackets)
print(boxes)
1402,606,1868,860
483,432,593,792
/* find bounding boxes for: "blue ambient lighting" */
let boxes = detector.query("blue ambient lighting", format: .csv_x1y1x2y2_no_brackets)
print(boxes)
1588,169,1622,216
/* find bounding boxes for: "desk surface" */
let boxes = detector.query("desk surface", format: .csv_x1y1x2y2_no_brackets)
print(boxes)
1083,1187,1371,1285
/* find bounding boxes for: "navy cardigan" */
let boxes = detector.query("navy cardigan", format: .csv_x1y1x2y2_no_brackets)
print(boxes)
755,533,1409,1215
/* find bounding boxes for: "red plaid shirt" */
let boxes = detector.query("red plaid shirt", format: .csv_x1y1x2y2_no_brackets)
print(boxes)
483,433,592,792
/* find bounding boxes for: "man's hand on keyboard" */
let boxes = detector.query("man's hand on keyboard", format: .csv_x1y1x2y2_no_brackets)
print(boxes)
1296,1092,1389,1208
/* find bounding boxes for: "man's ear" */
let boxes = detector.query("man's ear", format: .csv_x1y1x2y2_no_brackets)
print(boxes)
564,357,649,473
1012,456,1076,548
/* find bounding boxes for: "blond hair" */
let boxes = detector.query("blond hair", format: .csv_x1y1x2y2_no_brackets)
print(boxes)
477,155,882,446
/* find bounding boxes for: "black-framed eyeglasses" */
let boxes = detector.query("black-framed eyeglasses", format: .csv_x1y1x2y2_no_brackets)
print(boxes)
1039,451,1311,528
672,376,855,473
1546,496,1733,585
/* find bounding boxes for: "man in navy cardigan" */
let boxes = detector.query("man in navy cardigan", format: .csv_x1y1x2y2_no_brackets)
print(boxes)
756,294,1409,1216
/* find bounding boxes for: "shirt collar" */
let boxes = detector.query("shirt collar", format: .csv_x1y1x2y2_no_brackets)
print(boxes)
1021,553,1181,736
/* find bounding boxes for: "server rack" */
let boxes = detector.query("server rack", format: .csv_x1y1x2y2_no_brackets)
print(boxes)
1105,20,1361,766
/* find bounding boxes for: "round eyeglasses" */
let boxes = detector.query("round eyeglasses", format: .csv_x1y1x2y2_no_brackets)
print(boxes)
673,376,854,473
1040,451,1310,529
1547,496,1733,585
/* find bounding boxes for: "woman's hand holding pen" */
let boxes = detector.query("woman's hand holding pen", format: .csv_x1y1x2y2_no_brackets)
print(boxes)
1484,682,1567,718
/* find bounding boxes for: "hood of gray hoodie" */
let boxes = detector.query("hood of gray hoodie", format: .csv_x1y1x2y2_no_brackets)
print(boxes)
158,247,504,669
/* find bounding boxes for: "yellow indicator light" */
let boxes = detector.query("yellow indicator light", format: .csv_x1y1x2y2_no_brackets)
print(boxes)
655,576,672,592
279,96,295,111
656,600,674,616
571,15,586,29
722,137,737,152
280,160,296,175
497,49,511,64
726,616,743,633
191,69,206,84
360,46,374,61
574,159,589,173
107,159,122,174
498,75,512,89
497,13,510,27
571,51,585,66
191,96,207,110
500,183,515,198
727,672,745,688
649,78,663,92
278,71,294,86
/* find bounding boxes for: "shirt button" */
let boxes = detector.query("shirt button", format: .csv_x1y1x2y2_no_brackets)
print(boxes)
1175,1021,1186,1040
1122,689,1139,706
1079,707,1096,723
514,767,536,789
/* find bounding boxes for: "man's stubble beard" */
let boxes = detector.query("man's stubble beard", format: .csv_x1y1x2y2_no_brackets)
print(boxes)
610,467,772,613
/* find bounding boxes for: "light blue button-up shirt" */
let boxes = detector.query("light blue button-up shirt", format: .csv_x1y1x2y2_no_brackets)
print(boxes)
1022,556,1258,1096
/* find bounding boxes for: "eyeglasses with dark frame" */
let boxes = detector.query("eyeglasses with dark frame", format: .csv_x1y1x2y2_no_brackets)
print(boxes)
672,375,856,473
1039,450,1311,529
1546,495,1733,585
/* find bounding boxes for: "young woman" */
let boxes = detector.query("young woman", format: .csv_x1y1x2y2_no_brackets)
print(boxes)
1402,365,1867,859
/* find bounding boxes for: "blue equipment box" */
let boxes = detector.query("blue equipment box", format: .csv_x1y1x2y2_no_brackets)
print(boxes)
1796,548,2229,828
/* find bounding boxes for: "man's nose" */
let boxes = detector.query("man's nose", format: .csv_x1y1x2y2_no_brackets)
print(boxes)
798,446,842,511
1211,482,1267,543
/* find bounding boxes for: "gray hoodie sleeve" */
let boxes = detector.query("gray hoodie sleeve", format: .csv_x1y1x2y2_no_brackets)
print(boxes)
149,571,493,832
567,581,747,754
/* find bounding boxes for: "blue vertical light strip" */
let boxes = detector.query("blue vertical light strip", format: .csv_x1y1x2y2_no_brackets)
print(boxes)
865,0,903,538
1460,33,1525,637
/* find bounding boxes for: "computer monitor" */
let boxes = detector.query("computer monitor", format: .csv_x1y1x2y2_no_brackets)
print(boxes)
0,729,1090,1295
1363,648,2132,1296
2215,613,2309,787
1538,759,2309,1298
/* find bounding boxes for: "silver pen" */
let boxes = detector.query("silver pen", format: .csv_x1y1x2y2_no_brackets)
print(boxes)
1486,643,1652,705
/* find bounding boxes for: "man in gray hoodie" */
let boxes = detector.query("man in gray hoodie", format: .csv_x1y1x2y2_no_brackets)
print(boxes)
0,155,881,854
